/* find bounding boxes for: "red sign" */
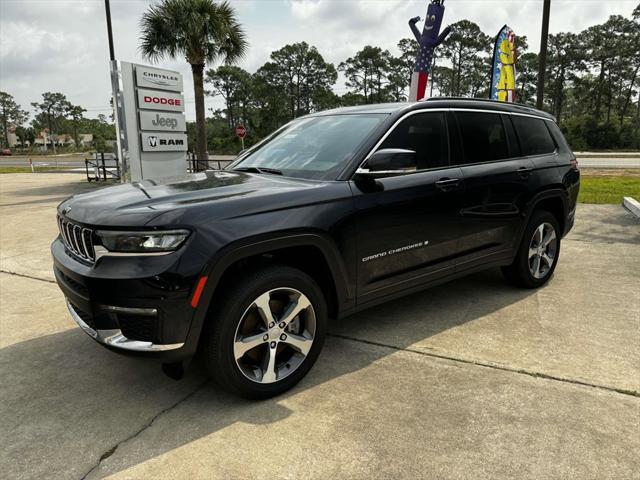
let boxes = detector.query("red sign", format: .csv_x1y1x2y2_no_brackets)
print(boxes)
143,96,182,106
235,124,247,138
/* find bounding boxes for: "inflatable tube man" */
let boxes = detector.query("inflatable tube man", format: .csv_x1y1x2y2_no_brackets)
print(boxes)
408,0,451,101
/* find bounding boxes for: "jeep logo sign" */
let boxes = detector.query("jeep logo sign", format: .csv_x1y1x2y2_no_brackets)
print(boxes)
139,111,186,132
135,65,183,92
137,88,185,112
141,132,188,152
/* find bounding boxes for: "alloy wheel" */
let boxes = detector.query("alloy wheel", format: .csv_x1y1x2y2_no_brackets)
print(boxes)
233,287,316,384
528,222,558,279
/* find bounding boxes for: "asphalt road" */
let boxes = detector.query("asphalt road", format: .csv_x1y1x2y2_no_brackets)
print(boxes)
0,173,638,479
0,154,236,169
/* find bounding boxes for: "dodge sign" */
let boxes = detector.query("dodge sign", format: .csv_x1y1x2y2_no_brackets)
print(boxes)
141,132,188,152
137,88,185,112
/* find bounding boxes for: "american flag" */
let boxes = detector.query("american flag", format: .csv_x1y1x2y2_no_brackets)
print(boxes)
409,46,434,101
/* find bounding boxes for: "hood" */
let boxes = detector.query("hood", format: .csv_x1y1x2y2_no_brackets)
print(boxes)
59,170,333,227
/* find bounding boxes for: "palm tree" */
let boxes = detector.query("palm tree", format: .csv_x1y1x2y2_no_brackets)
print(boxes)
140,0,247,164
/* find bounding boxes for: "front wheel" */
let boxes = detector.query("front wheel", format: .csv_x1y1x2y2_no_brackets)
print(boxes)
202,265,327,399
502,210,561,288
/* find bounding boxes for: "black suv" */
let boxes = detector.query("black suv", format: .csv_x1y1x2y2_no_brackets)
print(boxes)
52,98,580,398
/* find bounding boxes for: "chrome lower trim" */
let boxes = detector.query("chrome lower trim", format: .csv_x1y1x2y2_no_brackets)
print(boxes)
99,304,158,316
66,301,184,352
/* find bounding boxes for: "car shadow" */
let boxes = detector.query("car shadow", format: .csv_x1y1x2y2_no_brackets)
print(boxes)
0,176,109,209
1,268,536,479
6,179,108,199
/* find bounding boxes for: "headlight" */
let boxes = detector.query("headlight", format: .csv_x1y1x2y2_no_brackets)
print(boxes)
96,230,190,253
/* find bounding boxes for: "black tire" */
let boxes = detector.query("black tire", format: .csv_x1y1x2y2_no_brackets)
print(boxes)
202,264,327,399
502,210,561,288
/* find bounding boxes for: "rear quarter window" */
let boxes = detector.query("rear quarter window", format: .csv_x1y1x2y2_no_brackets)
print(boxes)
512,115,556,156
546,121,573,154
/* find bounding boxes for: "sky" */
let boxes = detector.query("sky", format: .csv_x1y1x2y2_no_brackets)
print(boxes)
0,0,637,122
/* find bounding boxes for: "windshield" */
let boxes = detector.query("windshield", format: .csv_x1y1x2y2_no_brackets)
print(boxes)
231,114,386,180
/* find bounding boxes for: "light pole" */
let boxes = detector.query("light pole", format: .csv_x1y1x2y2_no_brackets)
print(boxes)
105,0,115,61
536,0,551,110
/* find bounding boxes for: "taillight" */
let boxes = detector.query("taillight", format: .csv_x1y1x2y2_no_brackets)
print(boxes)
570,158,578,170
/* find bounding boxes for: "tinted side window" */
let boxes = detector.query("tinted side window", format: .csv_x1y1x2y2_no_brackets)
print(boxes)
455,112,509,164
380,112,448,170
546,121,572,154
512,116,556,155
502,114,522,157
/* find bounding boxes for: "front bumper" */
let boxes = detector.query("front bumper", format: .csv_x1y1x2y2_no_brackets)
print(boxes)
66,300,184,352
52,237,201,360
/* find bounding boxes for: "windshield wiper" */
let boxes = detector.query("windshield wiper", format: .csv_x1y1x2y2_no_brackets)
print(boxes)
233,166,283,175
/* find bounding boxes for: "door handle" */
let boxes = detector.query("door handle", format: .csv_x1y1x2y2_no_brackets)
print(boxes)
435,178,460,192
517,167,533,178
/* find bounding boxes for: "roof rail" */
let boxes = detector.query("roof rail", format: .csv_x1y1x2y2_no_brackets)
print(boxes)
421,96,553,118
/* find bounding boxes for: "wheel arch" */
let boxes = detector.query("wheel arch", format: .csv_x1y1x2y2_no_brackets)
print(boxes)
188,232,352,348
527,188,568,235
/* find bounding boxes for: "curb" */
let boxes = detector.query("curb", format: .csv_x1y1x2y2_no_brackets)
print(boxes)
622,197,640,218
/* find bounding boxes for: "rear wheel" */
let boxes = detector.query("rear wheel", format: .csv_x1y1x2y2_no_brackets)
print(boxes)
502,210,560,288
203,265,327,399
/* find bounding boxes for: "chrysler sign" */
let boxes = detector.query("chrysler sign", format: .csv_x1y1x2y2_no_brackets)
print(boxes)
139,111,186,131
141,132,188,152
135,66,183,92
137,88,185,112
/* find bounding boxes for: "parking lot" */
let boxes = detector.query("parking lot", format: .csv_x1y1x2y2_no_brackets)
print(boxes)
1,173,638,479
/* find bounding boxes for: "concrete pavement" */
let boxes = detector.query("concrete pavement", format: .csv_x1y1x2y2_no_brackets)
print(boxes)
0,173,638,479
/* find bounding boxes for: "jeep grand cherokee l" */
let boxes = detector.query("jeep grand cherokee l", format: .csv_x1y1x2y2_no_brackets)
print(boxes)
52,98,580,398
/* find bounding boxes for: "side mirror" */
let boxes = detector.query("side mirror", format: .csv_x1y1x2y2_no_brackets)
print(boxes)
357,148,416,176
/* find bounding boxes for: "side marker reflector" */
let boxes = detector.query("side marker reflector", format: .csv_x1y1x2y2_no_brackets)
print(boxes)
191,276,208,308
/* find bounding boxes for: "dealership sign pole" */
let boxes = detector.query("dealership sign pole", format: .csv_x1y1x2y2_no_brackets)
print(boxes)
110,62,188,182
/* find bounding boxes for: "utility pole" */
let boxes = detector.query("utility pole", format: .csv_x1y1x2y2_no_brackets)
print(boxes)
104,0,115,61
536,0,551,110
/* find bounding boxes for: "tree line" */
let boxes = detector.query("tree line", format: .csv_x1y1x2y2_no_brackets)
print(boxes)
0,90,115,153
2,3,638,155
201,5,639,153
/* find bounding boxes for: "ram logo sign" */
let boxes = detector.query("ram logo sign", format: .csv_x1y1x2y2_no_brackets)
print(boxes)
140,132,188,152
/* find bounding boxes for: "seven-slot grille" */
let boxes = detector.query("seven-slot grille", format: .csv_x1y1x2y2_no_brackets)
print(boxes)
57,215,96,262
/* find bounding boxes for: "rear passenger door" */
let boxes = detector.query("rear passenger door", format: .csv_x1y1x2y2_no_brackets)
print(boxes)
510,114,561,194
450,110,535,269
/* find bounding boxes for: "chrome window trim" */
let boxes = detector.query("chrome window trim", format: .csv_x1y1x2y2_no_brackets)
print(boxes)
355,107,556,177
355,108,449,176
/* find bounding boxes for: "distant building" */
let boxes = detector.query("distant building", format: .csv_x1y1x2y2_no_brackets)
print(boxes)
32,130,94,149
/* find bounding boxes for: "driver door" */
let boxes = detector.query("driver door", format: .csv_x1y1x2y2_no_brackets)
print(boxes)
350,111,466,303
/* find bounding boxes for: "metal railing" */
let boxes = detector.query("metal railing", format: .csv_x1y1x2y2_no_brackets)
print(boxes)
186,153,234,173
85,153,120,182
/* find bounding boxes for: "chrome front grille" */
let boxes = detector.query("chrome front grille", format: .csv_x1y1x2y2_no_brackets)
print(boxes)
57,215,95,262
